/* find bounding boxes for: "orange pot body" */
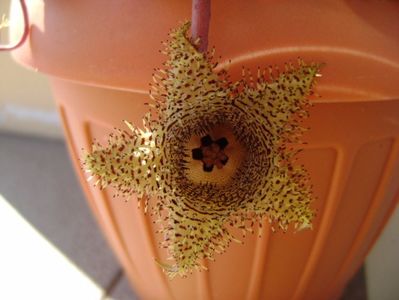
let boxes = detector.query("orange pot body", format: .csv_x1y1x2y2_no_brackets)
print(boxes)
11,0,399,299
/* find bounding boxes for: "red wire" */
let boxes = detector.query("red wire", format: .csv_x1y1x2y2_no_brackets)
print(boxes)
0,0,29,51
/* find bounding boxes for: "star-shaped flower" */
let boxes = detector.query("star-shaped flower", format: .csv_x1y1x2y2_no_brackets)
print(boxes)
83,22,322,278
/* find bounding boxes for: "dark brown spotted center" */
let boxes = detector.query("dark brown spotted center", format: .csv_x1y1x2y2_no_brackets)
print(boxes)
192,135,229,172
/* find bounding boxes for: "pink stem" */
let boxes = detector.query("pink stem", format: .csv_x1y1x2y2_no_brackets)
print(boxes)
191,0,211,53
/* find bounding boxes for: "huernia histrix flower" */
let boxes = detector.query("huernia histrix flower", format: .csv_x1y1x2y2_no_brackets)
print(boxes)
83,22,322,278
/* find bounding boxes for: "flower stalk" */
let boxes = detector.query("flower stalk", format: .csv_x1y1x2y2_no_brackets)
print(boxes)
191,0,211,52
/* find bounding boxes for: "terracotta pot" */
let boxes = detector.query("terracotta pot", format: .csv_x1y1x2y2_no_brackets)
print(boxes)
11,0,399,299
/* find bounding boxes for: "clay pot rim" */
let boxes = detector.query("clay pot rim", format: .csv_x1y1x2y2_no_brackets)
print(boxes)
8,0,399,102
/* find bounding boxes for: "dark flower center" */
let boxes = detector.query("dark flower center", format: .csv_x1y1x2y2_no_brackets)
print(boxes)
192,135,229,172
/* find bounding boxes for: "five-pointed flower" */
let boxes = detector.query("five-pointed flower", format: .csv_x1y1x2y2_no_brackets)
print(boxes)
83,22,322,278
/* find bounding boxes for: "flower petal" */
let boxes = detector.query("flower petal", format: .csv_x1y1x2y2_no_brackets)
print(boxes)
83,121,161,201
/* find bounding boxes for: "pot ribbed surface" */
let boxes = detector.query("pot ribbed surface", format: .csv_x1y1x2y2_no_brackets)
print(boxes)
51,76,399,299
